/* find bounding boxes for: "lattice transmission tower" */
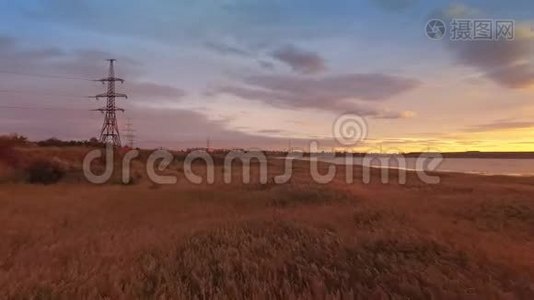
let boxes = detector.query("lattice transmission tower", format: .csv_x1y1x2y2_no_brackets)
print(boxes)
91,59,127,147
124,119,136,149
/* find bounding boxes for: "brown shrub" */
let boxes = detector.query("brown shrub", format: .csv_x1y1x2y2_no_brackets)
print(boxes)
25,159,65,184
0,134,27,167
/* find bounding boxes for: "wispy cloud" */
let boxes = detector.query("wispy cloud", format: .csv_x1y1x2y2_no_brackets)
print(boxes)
465,120,534,132
123,107,339,150
0,36,140,78
271,45,326,74
127,82,186,100
212,73,419,118
204,41,253,57
0,35,185,100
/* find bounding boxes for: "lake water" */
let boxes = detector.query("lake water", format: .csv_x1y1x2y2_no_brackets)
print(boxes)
300,157,534,177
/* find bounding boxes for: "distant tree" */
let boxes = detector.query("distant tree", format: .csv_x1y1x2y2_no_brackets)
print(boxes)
36,137,104,147
37,138,62,147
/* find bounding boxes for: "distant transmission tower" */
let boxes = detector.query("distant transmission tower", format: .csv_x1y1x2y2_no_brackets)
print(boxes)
91,59,127,147
124,119,136,148
288,139,292,153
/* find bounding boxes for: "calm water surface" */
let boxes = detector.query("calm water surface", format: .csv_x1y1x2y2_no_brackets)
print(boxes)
306,157,534,177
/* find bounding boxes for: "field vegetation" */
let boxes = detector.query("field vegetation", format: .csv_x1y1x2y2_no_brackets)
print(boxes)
1,136,534,298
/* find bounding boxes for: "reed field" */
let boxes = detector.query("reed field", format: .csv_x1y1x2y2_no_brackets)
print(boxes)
1,140,534,299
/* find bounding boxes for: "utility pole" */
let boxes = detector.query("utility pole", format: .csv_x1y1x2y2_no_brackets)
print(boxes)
124,119,136,149
91,59,127,147
288,139,292,153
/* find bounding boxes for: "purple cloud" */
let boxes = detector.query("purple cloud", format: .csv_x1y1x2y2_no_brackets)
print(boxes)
271,45,326,74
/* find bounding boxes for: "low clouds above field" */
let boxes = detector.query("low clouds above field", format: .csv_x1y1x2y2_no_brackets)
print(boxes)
113,108,340,150
212,73,419,118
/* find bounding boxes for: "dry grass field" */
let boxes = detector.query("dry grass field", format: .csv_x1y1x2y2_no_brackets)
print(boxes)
1,141,534,298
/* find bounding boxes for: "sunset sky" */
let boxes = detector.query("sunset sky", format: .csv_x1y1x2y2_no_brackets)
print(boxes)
0,0,533,152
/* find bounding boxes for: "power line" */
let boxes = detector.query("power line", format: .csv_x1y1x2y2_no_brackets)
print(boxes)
0,70,93,81
0,105,94,112
0,89,89,99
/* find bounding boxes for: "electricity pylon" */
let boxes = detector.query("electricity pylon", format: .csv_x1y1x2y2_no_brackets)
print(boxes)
124,119,136,149
91,59,127,147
